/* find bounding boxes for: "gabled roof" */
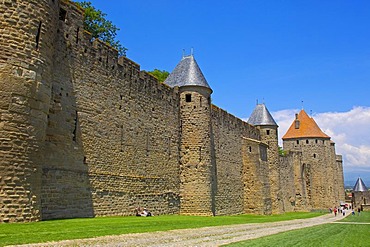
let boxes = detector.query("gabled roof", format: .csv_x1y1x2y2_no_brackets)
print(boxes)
353,177,368,192
282,109,330,140
164,55,211,90
247,104,278,126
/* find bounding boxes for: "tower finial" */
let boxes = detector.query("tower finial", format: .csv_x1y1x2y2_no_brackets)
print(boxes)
182,49,185,58
301,100,304,110
256,99,258,105
191,47,194,56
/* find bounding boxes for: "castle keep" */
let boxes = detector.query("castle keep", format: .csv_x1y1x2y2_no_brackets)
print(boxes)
0,0,345,223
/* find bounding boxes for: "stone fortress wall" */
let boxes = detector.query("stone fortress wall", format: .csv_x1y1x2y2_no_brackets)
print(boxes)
0,0,345,223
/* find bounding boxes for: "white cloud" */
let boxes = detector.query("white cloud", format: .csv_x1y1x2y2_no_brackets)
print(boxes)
272,106,370,183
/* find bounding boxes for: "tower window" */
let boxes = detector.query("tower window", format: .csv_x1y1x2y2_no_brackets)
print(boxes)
306,140,309,144
59,8,67,21
296,140,300,144
185,94,191,102
35,21,42,50
266,130,270,135
313,154,316,158
295,120,300,129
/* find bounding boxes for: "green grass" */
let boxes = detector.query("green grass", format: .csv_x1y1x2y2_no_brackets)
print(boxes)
0,212,322,246
224,211,370,247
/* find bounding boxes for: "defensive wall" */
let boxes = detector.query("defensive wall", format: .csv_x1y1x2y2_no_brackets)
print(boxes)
43,0,183,219
0,0,271,222
210,105,271,215
0,0,345,223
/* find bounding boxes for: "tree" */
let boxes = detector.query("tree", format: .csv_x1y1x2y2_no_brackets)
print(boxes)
75,1,127,56
278,146,287,156
147,69,170,83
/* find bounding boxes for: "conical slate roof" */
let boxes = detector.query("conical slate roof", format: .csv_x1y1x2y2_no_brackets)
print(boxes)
247,104,278,126
353,177,368,192
282,110,330,140
164,55,211,90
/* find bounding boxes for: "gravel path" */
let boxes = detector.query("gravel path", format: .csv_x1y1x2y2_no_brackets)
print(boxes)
13,213,347,247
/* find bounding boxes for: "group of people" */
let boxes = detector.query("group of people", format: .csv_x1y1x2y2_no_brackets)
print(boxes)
330,205,362,216
135,207,153,217
331,206,346,216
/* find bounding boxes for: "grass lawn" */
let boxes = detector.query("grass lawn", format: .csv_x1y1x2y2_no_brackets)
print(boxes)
224,211,370,247
0,212,323,246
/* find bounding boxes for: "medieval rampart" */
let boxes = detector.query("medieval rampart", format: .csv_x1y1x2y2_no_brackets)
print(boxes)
211,105,271,215
42,1,183,219
0,0,345,223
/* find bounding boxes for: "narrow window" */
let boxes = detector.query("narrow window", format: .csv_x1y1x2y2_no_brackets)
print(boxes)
306,140,309,144
266,130,270,135
185,94,191,102
76,27,79,44
200,96,202,107
313,154,316,158
59,8,67,21
249,146,252,152
296,140,300,144
315,139,318,144
72,111,78,142
35,21,42,50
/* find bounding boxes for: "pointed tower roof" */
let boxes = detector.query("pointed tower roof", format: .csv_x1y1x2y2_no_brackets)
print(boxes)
282,109,330,140
353,177,368,192
164,55,212,90
247,104,278,126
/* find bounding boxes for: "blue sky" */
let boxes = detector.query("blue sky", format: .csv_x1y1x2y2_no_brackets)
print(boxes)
82,0,370,186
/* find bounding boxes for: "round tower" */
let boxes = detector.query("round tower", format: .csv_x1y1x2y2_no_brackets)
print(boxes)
165,55,215,215
0,0,59,222
247,103,281,213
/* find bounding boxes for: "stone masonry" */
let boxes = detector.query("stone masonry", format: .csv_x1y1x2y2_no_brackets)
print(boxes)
0,0,345,223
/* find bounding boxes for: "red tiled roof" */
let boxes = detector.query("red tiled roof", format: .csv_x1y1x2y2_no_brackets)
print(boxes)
282,110,330,140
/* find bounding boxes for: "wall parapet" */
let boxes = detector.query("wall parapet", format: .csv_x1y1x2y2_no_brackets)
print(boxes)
211,104,260,140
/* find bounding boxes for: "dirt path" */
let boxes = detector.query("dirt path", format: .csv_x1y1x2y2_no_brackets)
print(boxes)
13,213,347,247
